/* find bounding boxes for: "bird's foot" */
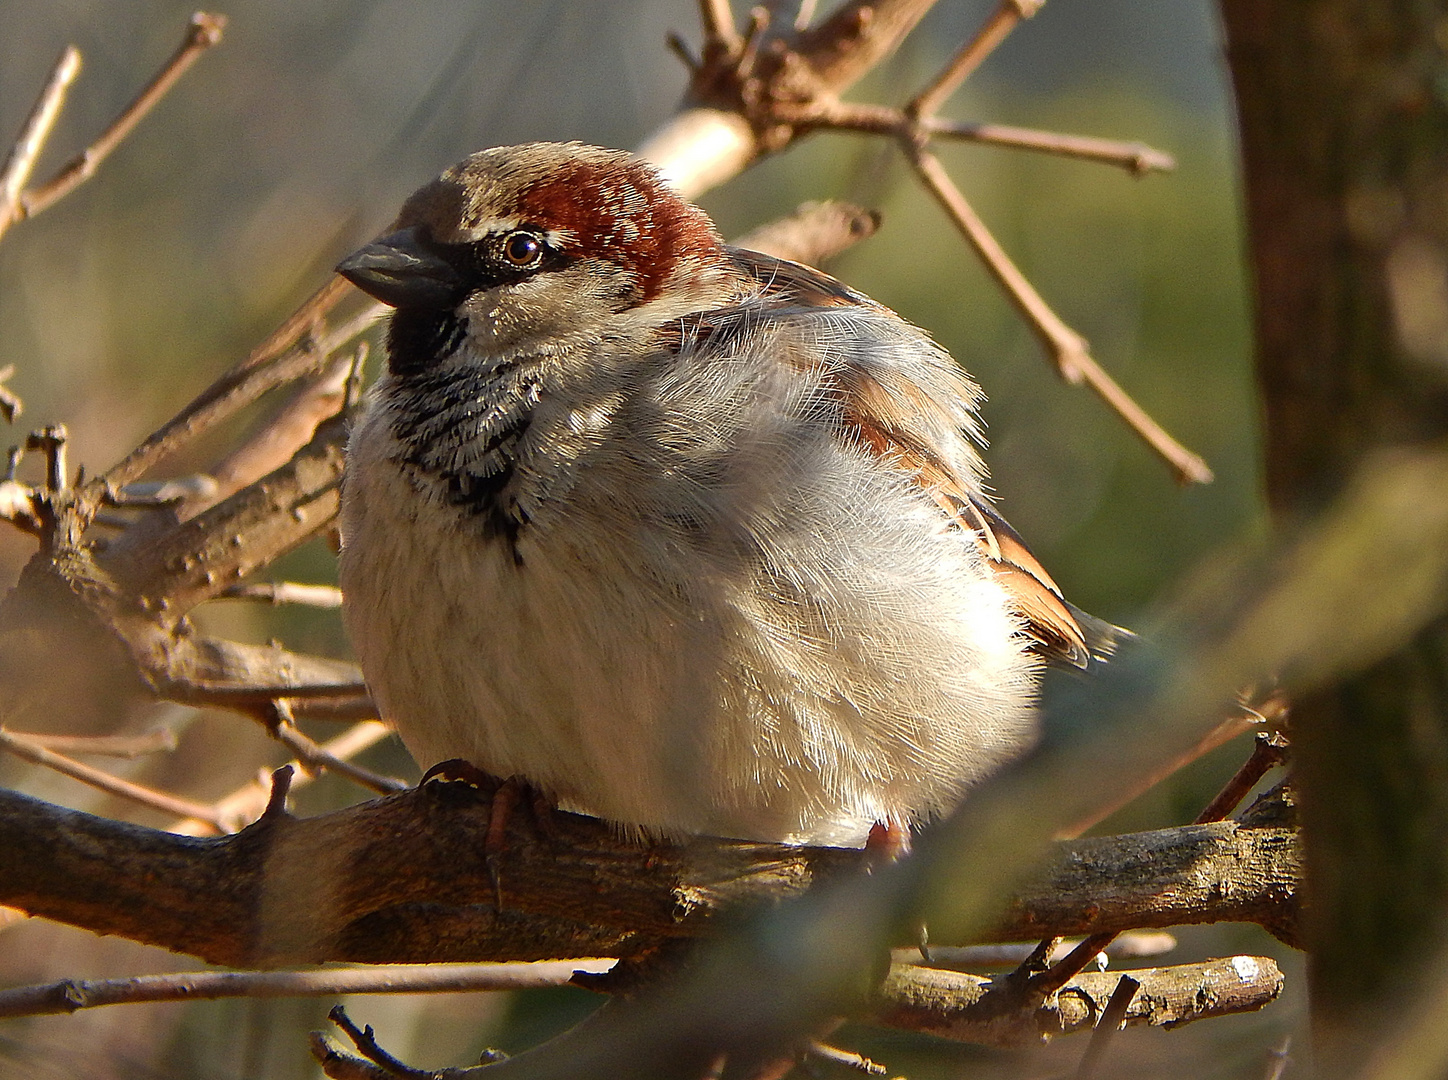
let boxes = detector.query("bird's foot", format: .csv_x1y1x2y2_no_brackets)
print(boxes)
865,819,912,862
420,761,556,910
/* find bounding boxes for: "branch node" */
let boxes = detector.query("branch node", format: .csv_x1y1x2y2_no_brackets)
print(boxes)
263,765,296,821
25,423,68,492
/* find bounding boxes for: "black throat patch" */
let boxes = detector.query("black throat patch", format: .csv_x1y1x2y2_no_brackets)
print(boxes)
385,310,534,559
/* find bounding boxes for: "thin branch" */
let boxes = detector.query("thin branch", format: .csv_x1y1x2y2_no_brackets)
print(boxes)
327,1004,443,1080
0,45,81,240
905,143,1213,485
7,727,177,758
1071,973,1140,1080
806,1042,886,1075
98,280,373,492
0,727,226,830
699,0,744,55
25,423,68,492
927,119,1176,175
194,347,359,516
219,581,345,608
790,0,943,95
1031,931,1118,997
0,363,21,422
17,14,226,220
1193,731,1289,824
0,960,615,1019
890,929,1176,970
1057,711,1257,838
109,474,219,507
877,957,1281,1049
264,700,407,795
170,719,395,836
105,412,350,615
907,0,1038,119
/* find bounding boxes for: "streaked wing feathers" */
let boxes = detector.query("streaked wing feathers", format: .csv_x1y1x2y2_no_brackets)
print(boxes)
714,246,1093,668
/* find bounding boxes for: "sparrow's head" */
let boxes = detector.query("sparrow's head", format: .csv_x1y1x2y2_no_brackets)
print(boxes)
337,142,733,366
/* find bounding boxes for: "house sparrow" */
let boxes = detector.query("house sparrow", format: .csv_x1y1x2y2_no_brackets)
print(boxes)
337,142,1113,847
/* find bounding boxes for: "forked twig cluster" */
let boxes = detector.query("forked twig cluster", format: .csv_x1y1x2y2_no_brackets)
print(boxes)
670,0,1212,484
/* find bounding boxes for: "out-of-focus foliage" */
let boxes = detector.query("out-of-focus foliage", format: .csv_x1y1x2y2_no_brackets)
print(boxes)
0,2,1293,1078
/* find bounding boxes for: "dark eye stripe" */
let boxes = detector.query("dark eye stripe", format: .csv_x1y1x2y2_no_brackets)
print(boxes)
437,228,562,289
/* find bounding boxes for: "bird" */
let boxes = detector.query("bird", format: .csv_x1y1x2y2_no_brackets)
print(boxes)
336,141,1116,849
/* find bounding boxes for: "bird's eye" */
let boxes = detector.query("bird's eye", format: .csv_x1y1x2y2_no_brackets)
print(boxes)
502,231,543,267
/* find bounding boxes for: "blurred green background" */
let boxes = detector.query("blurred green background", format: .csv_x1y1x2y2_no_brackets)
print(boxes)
0,1,1290,1077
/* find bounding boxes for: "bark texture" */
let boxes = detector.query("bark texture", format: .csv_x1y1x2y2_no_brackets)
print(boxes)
0,782,1302,969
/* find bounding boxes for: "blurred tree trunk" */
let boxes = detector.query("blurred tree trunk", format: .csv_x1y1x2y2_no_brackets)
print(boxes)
1220,0,1448,1071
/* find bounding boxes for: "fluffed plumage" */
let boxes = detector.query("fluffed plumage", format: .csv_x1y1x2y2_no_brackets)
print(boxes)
337,142,1114,846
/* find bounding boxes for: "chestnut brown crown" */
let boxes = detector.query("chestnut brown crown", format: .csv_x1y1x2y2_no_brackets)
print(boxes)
337,143,730,314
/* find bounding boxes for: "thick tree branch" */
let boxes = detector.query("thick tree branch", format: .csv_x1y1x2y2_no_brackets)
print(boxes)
0,781,1302,970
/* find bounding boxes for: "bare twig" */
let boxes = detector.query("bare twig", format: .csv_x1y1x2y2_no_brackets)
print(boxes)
1072,973,1140,1080
8,727,178,758
905,145,1213,485
98,280,373,492
790,0,942,96
699,0,744,54
219,581,345,608
0,46,80,240
927,119,1176,175
1058,711,1258,838
109,474,219,507
0,364,21,422
327,1004,444,1080
1193,731,1290,824
264,700,407,795
733,200,880,265
878,957,1282,1048
0,727,226,830
25,423,68,492
310,1034,396,1080
890,930,1177,970
1031,931,1118,997
197,348,358,515
806,1041,887,1075
0,960,615,1019
170,719,395,836
17,14,226,221
907,0,1039,119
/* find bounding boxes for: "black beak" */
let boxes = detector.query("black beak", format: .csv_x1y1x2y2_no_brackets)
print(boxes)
336,227,465,310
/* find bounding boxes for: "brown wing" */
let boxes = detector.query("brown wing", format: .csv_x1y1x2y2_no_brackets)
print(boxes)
833,363,1091,669
703,248,1092,667
726,246,876,308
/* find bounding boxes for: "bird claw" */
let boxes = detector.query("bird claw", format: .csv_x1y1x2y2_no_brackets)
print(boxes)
417,768,557,912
